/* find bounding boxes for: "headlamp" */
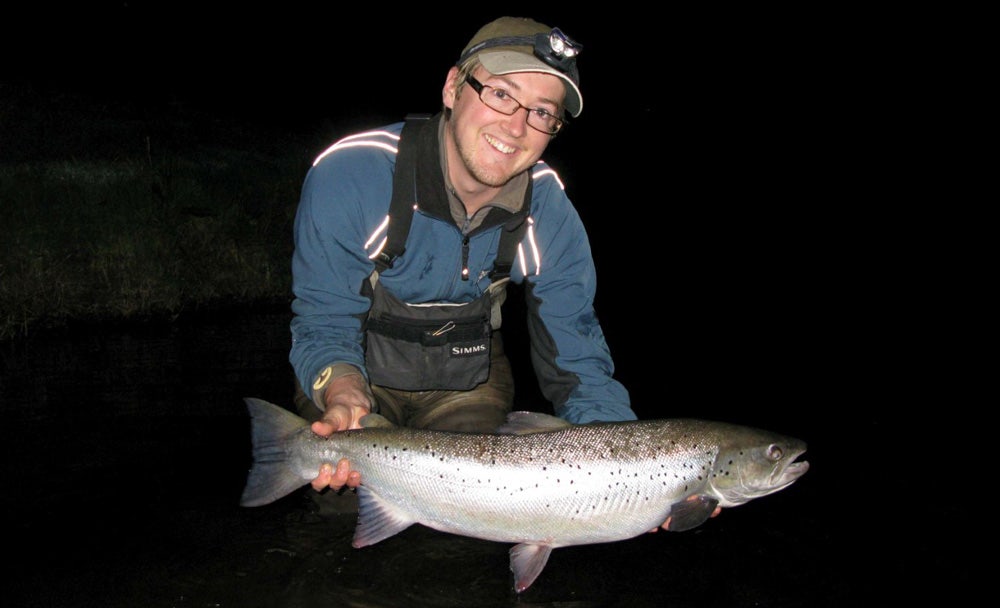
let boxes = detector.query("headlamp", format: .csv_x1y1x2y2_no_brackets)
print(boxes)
533,28,582,74
458,27,582,85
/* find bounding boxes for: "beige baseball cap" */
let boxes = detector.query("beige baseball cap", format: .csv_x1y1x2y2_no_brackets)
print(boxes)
458,17,584,117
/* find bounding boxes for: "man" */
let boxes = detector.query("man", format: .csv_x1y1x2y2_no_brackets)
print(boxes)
289,17,651,500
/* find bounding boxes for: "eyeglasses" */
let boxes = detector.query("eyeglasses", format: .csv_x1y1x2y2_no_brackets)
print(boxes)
464,75,566,135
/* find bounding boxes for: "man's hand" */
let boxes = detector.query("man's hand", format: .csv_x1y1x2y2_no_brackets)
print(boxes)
310,373,371,491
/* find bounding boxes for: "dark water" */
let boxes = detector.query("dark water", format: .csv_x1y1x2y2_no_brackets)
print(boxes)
0,307,962,607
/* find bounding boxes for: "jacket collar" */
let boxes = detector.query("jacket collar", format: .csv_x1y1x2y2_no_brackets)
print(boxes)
414,113,531,234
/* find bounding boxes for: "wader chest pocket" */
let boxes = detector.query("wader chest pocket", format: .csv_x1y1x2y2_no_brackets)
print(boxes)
364,284,492,391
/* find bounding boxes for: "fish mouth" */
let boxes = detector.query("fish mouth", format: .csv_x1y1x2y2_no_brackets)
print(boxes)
780,460,809,483
772,451,810,489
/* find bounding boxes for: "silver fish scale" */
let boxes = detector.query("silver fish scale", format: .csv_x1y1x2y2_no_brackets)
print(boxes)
320,420,724,546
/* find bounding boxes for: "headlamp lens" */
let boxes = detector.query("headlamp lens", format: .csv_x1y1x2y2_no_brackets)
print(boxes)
532,28,582,81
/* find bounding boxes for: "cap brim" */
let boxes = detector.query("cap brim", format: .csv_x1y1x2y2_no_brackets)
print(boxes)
479,51,582,118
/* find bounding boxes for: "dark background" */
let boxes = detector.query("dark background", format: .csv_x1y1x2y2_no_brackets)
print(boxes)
5,0,932,500
3,4,967,604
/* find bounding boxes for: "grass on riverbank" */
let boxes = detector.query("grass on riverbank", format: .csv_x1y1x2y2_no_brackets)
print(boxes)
0,83,314,341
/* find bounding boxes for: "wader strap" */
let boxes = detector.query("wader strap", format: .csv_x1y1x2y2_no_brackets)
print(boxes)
372,112,530,282
372,113,431,273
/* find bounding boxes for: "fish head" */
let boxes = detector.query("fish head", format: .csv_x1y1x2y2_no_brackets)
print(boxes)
706,426,809,508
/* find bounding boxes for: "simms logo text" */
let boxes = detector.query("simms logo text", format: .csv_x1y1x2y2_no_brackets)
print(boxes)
451,343,487,357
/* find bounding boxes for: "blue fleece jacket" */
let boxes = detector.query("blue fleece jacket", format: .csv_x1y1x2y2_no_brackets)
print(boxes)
289,115,634,424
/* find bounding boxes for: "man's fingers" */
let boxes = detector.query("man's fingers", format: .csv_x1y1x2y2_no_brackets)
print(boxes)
333,458,351,485
346,470,362,488
310,463,334,491
311,420,335,437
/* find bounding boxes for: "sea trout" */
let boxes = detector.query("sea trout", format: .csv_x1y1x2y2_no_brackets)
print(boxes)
240,398,809,593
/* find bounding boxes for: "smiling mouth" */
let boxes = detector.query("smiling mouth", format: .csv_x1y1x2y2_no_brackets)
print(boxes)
484,134,515,154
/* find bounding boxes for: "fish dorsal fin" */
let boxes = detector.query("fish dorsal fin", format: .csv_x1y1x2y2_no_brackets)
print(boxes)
509,543,554,593
351,487,416,548
496,411,574,435
359,413,396,429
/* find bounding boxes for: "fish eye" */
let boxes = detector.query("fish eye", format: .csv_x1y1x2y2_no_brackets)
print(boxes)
767,444,784,461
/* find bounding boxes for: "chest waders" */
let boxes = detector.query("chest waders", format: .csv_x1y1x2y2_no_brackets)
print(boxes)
363,115,529,391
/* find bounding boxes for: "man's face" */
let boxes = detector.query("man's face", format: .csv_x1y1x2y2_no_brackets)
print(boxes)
444,66,565,189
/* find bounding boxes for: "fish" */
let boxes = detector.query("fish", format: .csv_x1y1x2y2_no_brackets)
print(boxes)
240,397,809,593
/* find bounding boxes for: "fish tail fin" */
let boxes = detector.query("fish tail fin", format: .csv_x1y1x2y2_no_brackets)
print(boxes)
240,397,310,507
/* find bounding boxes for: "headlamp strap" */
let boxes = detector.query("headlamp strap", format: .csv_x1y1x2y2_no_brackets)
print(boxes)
458,28,582,81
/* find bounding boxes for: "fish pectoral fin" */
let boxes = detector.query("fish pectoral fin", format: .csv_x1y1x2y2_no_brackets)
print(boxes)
351,487,416,548
359,413,396,429
663,495,721,532
509,543,554,593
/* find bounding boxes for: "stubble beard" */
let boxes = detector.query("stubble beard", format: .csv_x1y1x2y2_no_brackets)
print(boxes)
450,118,516,189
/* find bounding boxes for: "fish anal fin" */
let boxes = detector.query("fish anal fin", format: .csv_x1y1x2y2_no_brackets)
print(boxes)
664,495,720,532
509,543,554,593
351,486,416,548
